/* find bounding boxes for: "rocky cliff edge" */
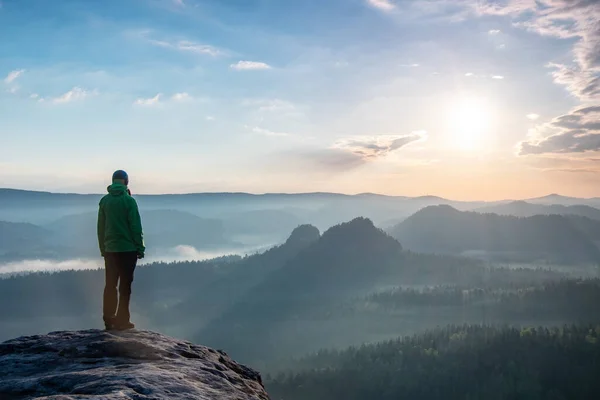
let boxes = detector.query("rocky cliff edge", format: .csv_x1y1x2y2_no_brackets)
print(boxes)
0,329,270,400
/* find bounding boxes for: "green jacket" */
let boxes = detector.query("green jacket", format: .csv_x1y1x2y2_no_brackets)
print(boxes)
97,183,145,257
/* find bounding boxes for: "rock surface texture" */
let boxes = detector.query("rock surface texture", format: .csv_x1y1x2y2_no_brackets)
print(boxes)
0,329,270,399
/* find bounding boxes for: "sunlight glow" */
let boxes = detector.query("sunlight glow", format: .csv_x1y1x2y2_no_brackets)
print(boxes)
447,96,493,150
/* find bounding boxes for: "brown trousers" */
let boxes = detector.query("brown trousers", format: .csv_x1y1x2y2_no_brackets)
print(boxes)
103,251,137,324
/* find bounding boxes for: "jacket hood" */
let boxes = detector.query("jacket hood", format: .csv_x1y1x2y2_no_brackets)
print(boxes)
107,183,129,196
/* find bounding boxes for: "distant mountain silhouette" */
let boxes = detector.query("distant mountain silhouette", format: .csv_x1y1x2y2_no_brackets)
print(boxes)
284,224,321,248
44,209,232,256
219,209,303,242
526,193,600,206
475,200,600,220
389,205,600,263
0,187,485,228
0,221,50,255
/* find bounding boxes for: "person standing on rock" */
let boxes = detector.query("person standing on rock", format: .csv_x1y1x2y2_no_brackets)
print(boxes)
97,170,145,330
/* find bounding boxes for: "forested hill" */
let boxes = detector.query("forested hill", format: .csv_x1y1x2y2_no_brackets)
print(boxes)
197,218,493,361
267,323,600,400
389,205,600,263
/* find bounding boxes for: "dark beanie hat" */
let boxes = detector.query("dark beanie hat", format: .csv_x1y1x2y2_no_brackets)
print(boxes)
112,170,129,185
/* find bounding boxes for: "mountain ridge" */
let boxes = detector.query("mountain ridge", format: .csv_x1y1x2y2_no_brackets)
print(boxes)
3,187,600,203
389,205,600,263
475,200,600,220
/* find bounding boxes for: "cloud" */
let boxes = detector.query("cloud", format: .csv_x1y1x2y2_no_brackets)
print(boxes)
474,0,538,16
289,148,366,172
526,113,540,120
205,116,215,121
475,0,600,100
366,0,396,12
472,1,599,156
334,131,428,160
250,126,291,137
492,75,504,79
134,93,162,106
465,72,474,77
52,87,95,104
134,92,199,106
230,61,272,70
242,98,296,113
148,38,225,57
3,69,24,84
171,92,191,101
519,106,600,155
546,168,599,174
0,259,102,275
488,29,501,35
548,63,600,100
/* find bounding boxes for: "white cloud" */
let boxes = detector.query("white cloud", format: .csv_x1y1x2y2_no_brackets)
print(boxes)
399,63,420,67
242,98,296,113
334,60,349,68
488,29,501,35
334,131,428,160
171,92,192,101
519,106,600,155
367,0,395,12
527,113,540,120
474,0,538,16
176,41,224,56
134,92,198,106
230,61,272,70
249,126,291,137
3,69,24,84
172,0,185,6
0,259,101,275
548,62,600,100
465,72,474,77
476,0,600,100
149,38,225,57
206,116,215,121
52,87,95,104
30,93,39,99
492,75,504,79
134,93,162,106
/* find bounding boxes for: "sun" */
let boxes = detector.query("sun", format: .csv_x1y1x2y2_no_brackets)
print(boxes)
447,96,493,150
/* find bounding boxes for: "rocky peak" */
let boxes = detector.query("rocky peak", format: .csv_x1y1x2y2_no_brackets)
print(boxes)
285,224,320,247
0,329,270,399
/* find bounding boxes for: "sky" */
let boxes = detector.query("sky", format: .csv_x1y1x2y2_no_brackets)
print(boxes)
1,0,599,201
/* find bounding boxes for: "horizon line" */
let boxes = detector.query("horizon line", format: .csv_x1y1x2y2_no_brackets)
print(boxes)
1,187,598,203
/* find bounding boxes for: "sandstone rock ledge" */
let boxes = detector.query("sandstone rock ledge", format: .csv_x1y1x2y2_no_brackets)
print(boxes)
0,329,270,400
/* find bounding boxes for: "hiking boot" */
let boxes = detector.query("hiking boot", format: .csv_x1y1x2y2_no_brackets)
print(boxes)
104,316,117,330
113,321,135,331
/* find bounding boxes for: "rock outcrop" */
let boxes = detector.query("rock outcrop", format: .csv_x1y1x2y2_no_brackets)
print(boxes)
0,329,270,399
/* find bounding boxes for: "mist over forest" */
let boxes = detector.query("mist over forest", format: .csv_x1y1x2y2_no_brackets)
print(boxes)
2,188,600,398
